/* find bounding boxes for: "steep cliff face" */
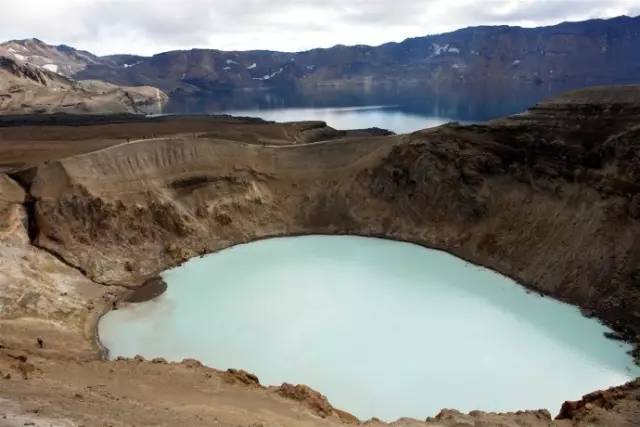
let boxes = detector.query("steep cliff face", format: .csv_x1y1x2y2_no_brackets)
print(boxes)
0,174,109,360
70,16,640,96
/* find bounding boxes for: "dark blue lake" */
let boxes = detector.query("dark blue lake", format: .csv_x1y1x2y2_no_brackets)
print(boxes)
164,83,581,133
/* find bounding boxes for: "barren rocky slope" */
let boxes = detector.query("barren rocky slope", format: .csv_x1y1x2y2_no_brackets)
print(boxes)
1,85,639,426
0,38,103,76
0,115,383,173
0,56,167,114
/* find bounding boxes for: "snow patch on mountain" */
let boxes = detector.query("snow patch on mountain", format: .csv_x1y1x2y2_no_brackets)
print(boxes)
430,43,460,57
43,64,59,73
432,43,448,55
432,43,461,56
253,67,283,80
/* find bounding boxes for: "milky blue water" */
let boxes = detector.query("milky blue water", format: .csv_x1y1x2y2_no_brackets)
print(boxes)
99,236,639,421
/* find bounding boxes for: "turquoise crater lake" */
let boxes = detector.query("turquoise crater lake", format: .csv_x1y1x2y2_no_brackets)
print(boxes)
99,236,640,421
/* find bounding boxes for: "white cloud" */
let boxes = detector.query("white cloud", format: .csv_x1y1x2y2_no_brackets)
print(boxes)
0,0,637,56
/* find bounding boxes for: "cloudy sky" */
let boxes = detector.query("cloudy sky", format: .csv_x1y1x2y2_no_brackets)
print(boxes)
2,0,639,56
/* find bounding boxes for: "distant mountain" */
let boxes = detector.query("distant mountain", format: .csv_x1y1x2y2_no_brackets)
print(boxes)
0,38,105,76
73,15,640,97
2,15,639,105
0,56,167,114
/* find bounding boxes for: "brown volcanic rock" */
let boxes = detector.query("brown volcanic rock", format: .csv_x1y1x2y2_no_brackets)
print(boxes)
21,86,640,348
0,351,361,427
276,383,354,421
0,38,103,76
0,56,167,115
0,115,370,173
0,174,110,361
0,173,25,206
557,379,640,426
426,408,555,426
0,85,639,426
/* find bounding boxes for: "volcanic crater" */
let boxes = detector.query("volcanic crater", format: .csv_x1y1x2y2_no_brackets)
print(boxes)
1,86,640,426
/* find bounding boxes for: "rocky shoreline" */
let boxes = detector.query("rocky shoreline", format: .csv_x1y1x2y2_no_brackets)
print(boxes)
123,276,167,303
1,86,640,426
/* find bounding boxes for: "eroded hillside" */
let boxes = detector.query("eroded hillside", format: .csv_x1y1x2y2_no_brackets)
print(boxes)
0,56,167,114
0,86,639,426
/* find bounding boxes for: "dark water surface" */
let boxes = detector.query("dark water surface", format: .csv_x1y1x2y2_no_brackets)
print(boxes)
164,83,582,133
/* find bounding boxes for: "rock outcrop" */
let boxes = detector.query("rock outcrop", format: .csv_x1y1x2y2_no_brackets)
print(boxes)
0,85,639,425
0,173,111,360
557,379,640,426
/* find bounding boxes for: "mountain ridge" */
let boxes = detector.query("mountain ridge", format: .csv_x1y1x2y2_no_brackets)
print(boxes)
2,14,639,102
8,14,638,56
0,55,167,114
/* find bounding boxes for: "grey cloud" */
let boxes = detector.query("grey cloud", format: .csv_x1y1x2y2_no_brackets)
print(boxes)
0,0,636,55
463,1,631,23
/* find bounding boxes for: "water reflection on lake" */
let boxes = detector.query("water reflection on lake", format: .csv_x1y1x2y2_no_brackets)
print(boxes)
164,83,583,133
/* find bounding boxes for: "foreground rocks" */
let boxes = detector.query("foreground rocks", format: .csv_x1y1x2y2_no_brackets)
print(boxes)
558,379,640,425
0,349,638,427
0,86,639,425
0,352,357,427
